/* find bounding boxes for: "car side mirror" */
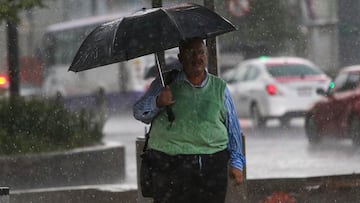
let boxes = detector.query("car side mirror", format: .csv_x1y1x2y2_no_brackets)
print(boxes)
322,81,336,97
316,88,326,96
316,87,335,97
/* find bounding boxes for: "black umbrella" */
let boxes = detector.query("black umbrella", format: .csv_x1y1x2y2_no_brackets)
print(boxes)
68,3,236,123
144,57,182,79
68,3,236,73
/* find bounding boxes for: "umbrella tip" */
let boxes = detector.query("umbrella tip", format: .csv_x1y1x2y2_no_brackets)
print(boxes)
67,68,76,73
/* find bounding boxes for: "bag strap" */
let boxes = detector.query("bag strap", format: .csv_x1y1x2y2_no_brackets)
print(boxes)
164,69,179,123
142,69,180,152
142,126,151,152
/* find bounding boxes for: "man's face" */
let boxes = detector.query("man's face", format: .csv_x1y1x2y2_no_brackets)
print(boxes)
178,39,208,77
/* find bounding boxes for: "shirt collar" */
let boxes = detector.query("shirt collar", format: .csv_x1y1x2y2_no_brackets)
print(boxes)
179,70,209,88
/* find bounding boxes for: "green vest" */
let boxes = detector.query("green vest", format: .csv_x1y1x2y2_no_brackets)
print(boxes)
148,74,228,155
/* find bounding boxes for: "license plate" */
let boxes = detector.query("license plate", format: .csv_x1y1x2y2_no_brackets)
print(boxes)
297,87,312,96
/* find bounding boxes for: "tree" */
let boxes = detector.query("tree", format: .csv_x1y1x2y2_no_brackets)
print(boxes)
0,0,45,98
222,0,303,58
240,0,302,56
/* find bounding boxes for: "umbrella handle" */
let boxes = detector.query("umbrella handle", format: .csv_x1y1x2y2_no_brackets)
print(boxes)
166,106,175,123
155,53,165,87
156,53,175,123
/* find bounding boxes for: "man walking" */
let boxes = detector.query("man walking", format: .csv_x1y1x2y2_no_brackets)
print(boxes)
133,37,245,203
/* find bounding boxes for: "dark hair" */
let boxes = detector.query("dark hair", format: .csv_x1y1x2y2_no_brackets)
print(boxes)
179,37,204,53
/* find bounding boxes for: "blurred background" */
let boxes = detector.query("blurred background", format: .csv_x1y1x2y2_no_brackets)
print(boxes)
1,1,360,202
0,0,347,103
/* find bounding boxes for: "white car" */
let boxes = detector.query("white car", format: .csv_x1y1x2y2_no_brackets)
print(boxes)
222,56,331,128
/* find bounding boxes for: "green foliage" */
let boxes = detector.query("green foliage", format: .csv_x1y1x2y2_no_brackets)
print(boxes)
0,0,45,23
222,0,304,56
0,97,104,155
240,0,302,52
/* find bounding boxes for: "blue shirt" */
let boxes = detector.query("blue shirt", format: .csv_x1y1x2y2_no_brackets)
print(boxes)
133,71,245,170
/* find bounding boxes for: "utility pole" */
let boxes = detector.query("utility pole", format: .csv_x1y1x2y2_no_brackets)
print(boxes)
91,0,97,15
152,0,166,74
303,0,338,76
204,0,219,76
152,0,162,8
7,16,20,98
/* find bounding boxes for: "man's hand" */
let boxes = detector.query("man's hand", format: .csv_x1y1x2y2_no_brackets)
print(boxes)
229,166,243,185
156,86,175,107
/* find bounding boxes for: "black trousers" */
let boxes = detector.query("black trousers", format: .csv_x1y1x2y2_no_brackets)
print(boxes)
148,149,229,203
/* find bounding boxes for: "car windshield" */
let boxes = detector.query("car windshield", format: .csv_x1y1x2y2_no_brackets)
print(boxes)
266,64,323,77
331,71,360,93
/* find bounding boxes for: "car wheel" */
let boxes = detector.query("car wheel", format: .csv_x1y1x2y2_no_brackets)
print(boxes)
349,116,360,146
251,104,266,128
305,115,321,144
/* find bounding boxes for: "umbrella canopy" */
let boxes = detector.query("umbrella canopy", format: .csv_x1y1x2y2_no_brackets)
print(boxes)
144,57,182,79
68,3,236,72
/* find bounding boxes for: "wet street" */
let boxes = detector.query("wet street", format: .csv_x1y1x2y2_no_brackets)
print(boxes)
102,113,360,186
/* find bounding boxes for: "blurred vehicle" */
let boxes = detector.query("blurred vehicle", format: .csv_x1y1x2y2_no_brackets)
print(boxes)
305,65,360,145
222,56,331,128
37,13,153,113
19,83,42,97
0,74,9,96
39,13,151,97
0,73,41,98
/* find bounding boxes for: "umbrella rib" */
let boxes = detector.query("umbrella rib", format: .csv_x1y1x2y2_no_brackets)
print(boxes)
161,9,186,41
111,21,119,59
113,18,131,60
